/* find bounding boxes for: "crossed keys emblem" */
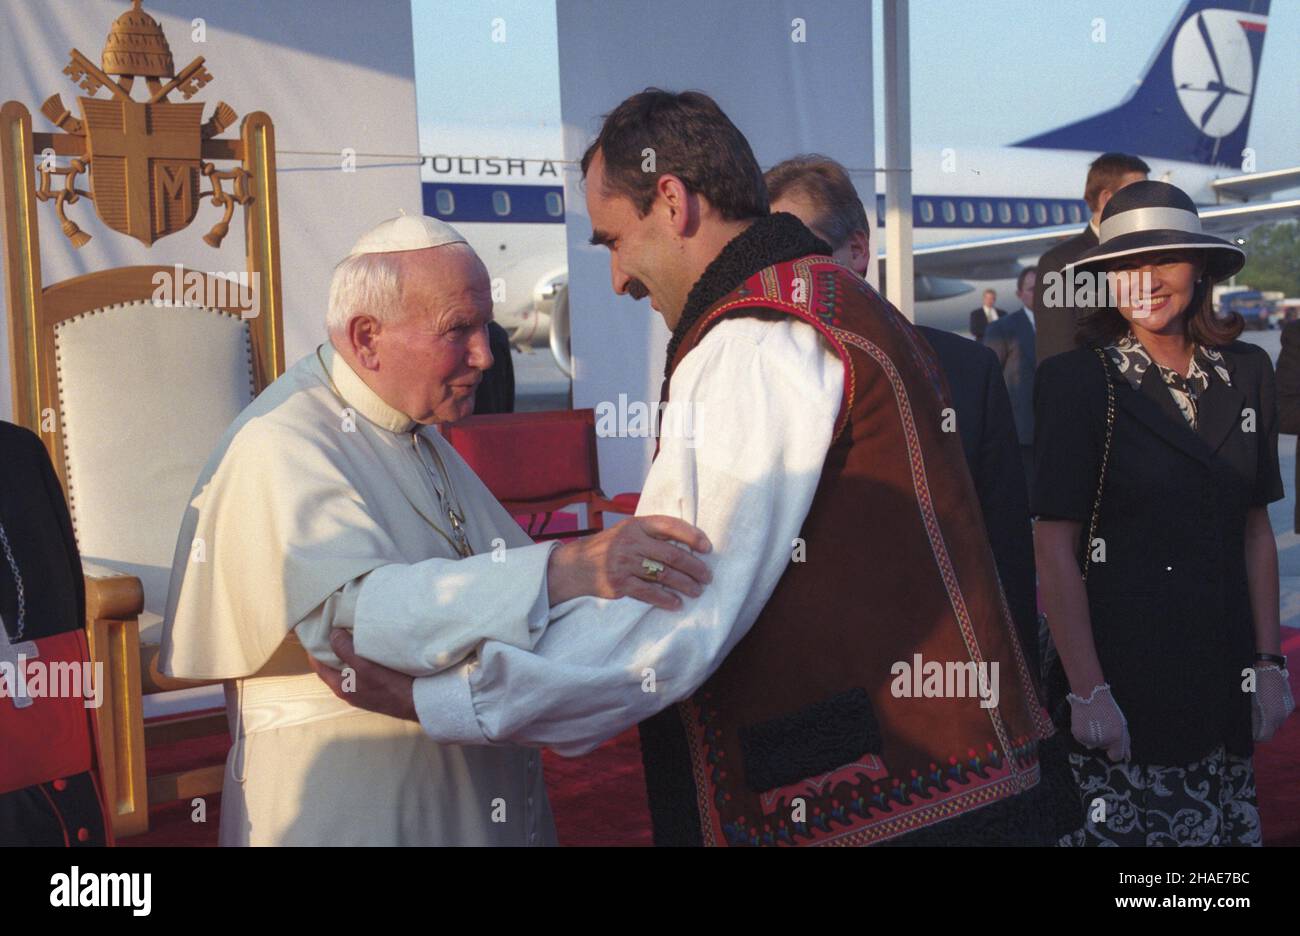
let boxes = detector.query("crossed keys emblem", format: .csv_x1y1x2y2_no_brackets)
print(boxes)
35,0,251,247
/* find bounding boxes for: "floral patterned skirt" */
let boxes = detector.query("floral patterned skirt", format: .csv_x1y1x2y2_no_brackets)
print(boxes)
1058,746,1261,847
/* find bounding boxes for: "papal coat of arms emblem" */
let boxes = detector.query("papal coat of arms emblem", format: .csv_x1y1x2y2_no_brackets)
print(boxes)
35,0,247,247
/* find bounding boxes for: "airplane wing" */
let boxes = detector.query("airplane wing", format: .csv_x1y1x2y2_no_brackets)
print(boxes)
894,199,1300,280
1198,197,1300,233
1210,168,1300,202
902,226,1082,280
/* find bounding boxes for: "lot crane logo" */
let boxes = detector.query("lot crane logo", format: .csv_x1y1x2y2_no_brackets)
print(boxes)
1171,8,1266,140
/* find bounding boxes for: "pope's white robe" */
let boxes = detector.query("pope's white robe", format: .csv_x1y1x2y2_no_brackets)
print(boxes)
160,343,557,845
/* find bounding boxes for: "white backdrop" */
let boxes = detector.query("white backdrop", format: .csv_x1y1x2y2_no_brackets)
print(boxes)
556,0,876,497
0,0,423,421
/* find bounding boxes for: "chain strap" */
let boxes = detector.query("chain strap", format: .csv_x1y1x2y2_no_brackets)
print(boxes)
0,520,26,641
1081,347,1116,583
410,432,474,559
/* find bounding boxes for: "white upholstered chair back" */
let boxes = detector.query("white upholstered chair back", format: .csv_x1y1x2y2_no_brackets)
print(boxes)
54,299,255,631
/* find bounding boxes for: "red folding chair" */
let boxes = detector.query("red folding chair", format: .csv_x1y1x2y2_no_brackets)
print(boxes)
441,409,639,540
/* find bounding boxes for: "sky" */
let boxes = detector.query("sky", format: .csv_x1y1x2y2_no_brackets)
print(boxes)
408,0,1300,176
410,0,1299,174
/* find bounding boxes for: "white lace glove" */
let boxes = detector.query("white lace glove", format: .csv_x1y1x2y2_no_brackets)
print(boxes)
1251,664,1295,743
1068,682,1131,762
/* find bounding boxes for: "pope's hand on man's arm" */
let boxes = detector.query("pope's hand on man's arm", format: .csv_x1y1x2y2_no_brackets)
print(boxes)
543,514,712,608
311,317,842,754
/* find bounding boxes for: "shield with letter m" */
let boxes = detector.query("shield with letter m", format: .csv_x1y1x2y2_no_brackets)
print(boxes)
80,98,204,246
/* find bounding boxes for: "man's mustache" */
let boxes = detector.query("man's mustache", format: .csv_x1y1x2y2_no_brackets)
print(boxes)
626,279,649,301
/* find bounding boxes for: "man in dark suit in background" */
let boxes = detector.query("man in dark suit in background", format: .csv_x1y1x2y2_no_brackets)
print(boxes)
1274,317,1300,531
983,266,1038,486
968,289,1005,342
472,319,516,414
1032,152,1148,364
765,154,1039,675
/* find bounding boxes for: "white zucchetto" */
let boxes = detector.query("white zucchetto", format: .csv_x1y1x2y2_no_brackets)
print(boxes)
347,211,467,256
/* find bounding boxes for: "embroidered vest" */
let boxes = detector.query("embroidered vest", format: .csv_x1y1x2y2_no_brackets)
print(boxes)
640,256,1054,846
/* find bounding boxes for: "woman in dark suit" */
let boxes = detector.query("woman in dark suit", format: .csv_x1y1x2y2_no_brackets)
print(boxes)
1033,181,1294,846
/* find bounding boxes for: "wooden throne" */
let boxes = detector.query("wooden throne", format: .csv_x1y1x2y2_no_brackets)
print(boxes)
0,1,284,838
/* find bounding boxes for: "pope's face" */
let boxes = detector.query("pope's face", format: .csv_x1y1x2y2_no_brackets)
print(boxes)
375,246,494,424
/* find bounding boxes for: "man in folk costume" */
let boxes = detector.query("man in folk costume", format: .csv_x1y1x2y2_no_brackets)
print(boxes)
319,90,1058,845
160,215,712,846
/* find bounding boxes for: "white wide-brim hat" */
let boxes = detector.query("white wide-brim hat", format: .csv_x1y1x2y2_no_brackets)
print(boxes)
1063,180,1244,283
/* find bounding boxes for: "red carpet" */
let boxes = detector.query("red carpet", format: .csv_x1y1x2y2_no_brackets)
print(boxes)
1253,626,1300,846
123,628,1300,847
542,730,652,846
120,726,652,847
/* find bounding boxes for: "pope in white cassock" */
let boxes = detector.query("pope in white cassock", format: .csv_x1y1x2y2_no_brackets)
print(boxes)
159,215,712,846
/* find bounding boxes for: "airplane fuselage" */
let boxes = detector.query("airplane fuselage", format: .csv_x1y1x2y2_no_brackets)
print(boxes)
425,144,1230,341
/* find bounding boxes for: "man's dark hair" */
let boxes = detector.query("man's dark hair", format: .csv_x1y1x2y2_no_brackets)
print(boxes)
764,154,868,251
580,89,768,221
1016,265,1037,293
1084,153,1151,212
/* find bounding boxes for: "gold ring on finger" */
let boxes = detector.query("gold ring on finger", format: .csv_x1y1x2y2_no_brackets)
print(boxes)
641,558,665,581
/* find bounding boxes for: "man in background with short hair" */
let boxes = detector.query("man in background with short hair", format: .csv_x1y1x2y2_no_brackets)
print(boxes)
969,289,1005,342
983,265,1038,486
1033,152,1149,363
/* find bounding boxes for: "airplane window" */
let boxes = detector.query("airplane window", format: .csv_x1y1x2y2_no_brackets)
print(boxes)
919,200,934,223
998,201,1012,224
1051,203,1064,224
1016,202,1030,224
493,191,511,216
1068,203,1082,223
961,202,975,223
942,200,955,223
435,189,455,215
1033,202,1047,224
979,201,993,224
545,192,563,217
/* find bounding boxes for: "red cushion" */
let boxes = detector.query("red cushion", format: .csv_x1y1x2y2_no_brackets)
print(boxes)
608,492,640,514
444,410,599,504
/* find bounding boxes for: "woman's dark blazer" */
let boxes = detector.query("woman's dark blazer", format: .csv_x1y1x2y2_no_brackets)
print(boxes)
1031,341,1283,765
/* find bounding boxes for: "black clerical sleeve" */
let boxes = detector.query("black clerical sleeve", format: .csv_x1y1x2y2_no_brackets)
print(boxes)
0,422,83,638
0,421,107,847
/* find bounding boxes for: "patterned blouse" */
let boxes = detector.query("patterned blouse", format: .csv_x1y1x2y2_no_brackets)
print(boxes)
1104,330,1232,429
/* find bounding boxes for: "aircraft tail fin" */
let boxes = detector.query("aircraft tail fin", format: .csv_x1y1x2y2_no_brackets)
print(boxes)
1014,0,1270,168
